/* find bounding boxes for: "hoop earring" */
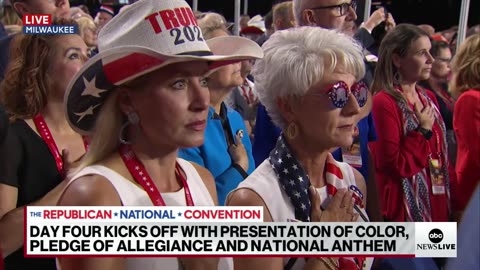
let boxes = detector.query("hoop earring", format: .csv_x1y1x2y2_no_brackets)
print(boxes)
286,122,298,139
119,111,139,145
393,71,402,85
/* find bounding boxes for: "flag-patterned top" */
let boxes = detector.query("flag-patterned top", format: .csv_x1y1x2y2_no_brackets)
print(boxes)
268,135,365,222
268,135,367,270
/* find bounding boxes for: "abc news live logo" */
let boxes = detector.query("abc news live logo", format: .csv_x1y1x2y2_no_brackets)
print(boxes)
22,14,78,35
415,223,457,257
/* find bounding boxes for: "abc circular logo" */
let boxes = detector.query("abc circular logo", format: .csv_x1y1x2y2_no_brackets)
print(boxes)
428,228,444,243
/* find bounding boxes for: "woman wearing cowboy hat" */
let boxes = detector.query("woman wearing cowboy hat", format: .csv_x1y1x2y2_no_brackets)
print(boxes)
56,0,262,269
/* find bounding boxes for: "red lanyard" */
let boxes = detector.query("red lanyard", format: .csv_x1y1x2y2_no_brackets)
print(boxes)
419,94,443,160
240,81,255,105
33,114,88,178
431,126,443,162
416,94,443,160
119,144,194,206
436,88,455,111
396,87,444,162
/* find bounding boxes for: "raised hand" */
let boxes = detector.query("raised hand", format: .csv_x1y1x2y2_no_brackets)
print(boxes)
228,131,249,172
363,8,386,32
414,102,435,130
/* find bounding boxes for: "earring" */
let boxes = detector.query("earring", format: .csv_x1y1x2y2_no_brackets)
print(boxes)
393,71,402,85
119,111,139,145
286,122,298,139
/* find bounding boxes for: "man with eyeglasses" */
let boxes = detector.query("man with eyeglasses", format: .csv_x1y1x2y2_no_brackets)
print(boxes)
294,0,358,35
0,0,71,82
293,0,388,53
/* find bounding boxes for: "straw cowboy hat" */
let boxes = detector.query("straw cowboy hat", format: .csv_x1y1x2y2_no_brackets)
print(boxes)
65,0,263,135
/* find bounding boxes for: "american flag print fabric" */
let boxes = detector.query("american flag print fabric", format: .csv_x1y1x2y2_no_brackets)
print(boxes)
269,135,367,270
268,135,366,221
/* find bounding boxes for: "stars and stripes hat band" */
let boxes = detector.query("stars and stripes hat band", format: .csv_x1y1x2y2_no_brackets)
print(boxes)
65,0,263,135
98,5,115,17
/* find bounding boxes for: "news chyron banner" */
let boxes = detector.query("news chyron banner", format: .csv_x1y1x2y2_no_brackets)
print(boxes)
25,207,457,258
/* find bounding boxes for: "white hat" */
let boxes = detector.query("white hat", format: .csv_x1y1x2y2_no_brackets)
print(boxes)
241,14,266,34
65,0,263,135
98,5,115,17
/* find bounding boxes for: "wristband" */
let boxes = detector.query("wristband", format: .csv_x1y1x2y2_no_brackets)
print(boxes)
415,126,433,140
232,163,248,179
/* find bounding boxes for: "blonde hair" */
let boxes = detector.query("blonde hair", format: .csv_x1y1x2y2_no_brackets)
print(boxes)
273,1,294,30
449,34,480,97
73,90,124,174
1,5,22,26
72,74,152,174
75,16,96,43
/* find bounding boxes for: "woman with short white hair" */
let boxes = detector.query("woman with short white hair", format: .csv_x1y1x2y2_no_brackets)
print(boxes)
227,26,373,270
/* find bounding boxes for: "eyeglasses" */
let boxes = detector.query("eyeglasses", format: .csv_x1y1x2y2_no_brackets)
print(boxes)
310,81,368,108
308,0,357,17
435,57,451,63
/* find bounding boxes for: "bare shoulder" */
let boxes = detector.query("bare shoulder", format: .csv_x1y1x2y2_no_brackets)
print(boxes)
227,188,264,207
189,162,218,205
229,190,281,269
227,188,273,222
190,162,214,184
58,174,122,207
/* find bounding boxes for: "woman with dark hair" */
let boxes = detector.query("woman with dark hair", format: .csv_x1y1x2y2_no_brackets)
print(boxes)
370,24,451,222
0,18,88,270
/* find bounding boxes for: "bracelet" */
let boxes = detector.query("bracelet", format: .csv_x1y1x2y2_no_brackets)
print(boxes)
317,257,339,270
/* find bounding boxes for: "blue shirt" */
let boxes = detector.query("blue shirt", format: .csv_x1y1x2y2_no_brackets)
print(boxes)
252,104,280,167
179,105,255,205
252,104,377,180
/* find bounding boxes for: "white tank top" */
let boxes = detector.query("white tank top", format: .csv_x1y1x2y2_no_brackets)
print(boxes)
64,158,233,270
231,159,373,270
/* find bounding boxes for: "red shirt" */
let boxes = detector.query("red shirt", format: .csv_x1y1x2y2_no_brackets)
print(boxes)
453,89,480,212
369,89,449,221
